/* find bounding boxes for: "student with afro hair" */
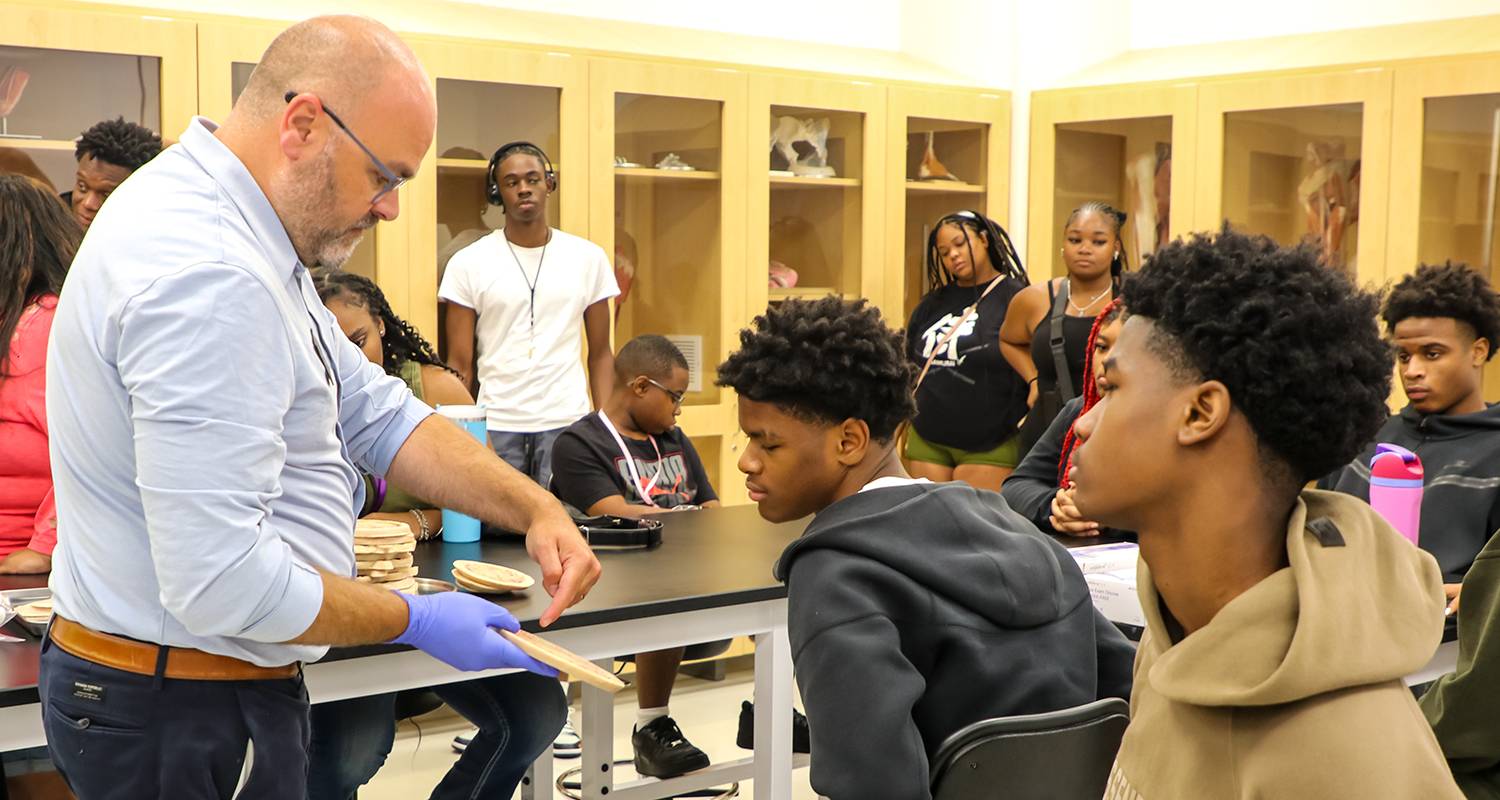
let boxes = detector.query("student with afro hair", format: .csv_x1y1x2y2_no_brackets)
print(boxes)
62,117,163,231
717,296,1134,800
1322,262,1500,600
1070,228,1459,798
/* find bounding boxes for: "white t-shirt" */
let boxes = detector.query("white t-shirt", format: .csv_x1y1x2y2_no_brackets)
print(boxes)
438,228,618,432
860,476,933,493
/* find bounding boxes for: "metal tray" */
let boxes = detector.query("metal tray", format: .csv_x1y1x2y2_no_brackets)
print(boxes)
1,587,51,638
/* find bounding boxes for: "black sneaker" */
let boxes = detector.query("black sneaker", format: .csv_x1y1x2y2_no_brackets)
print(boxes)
735,700,810,754
632,716,711,778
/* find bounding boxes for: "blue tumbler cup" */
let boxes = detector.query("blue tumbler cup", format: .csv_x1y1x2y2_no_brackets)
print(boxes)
436,404,487,543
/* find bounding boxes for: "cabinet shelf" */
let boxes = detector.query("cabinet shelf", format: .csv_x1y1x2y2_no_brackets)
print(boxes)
0,138,77,151
614,166,720,181
436,157,490,173
905,179,984,195
769,174,860,188
769,286,845,301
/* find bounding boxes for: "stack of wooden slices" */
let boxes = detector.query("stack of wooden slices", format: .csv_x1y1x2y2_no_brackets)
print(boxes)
14,598,52,627
451,559,535,594
355,519,419,594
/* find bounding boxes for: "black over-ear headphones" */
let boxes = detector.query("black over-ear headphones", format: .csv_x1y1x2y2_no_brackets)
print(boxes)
486,141,557,207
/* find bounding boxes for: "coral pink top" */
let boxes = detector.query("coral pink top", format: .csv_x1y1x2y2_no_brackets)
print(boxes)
0,295,57,558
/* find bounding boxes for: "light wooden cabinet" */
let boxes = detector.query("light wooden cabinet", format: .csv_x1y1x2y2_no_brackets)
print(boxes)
1390,58,1500,400
886,86,1009,324
14,0,1021,506
750,74,885,314
407,38,588,343
588,58,748,500
1196,69,1393,285
0,3,194,198
1028,85,1197,283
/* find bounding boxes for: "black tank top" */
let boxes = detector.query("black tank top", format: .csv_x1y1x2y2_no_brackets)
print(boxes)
1030,280,1095,399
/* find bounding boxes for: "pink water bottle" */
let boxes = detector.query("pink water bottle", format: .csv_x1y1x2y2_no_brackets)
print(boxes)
1369,444,1423,546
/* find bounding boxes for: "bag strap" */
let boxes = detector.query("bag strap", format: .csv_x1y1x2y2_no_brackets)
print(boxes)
913,274,1005,394
1049,280,1076,401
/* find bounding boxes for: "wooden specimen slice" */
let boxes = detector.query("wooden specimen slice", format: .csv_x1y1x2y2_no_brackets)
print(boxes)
451,560,535,591
354,520,416,540
16,599,52,623
500,629,625,693
366,566,419,582
354,542,415,556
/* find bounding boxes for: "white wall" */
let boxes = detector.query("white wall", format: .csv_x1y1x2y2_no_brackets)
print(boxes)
461,0,903,50
1127,0,1500,50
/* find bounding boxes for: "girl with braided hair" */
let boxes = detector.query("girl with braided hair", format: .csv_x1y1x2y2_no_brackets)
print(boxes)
904,210,1031,490
1001,297,1125,537
315,268,472,534
310,268,569,800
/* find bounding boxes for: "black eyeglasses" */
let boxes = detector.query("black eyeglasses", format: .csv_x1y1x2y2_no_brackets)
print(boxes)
284,91,407,205
645,378,685,408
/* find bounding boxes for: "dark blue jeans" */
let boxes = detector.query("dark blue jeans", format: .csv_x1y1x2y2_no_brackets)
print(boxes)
488,428,566,489
307,672,567,800
40,634,310,799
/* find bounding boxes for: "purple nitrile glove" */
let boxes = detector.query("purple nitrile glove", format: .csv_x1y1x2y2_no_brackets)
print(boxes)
390,591,557,677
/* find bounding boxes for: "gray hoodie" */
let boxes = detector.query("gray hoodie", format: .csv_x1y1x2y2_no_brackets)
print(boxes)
1321,404,1500,581
774,481,1135,800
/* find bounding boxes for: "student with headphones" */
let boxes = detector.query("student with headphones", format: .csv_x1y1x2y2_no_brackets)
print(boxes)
904,210,1031,491
440,141,618,489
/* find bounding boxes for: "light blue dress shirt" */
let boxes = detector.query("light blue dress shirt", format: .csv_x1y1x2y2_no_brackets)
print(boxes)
46,118,433,666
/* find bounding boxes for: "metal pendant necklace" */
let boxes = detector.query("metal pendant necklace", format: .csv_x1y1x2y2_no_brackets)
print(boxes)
1066,278,1112,315
505,228,551,359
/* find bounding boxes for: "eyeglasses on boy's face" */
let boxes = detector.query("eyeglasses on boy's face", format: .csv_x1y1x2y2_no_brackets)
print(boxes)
645,378,685,408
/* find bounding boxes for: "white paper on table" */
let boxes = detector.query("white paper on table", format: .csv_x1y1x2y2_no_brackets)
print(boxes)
1068,542,1145,628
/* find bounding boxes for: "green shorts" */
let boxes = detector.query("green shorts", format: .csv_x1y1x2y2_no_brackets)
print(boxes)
904,426,1022,469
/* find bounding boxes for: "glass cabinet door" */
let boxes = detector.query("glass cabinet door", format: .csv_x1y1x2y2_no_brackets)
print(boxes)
750,75,884,314
1391,59,1500,400
887,88,1009,324
1221,104,1364,273
0,45,161,192
1414,95,1500,274
1,8,193,206
898,116,993,320
1197,70,1392,283
432,79,562,351
1052,117,1173,278
765,103,864,300
1028,85,1195,284
611,90,724,407
406,43,585,342
589,59,747,501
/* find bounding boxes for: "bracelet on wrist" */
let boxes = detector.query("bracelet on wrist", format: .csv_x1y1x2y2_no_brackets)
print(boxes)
411,508,432,540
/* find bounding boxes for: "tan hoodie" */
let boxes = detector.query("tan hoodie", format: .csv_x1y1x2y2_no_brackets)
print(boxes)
1104,490,1462,799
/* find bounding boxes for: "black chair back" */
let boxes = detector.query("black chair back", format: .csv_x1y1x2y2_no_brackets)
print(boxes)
929,697,1130,800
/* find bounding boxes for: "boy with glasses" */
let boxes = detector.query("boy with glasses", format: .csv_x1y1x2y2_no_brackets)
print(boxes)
550,334,723,778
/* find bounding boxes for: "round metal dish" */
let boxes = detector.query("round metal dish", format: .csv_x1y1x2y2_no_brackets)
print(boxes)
413,577,456,595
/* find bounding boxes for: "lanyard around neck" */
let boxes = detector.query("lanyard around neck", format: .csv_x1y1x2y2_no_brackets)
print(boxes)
597,410,663,507
505,229,550,355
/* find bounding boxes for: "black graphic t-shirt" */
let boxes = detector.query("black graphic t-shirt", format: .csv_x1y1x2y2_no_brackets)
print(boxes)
905,279,1029,451
551,413,718,512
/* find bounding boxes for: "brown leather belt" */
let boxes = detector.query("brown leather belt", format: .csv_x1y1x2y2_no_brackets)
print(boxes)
49,616,299,681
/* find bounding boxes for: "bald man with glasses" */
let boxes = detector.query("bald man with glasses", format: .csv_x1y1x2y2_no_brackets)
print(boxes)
41,16,599,798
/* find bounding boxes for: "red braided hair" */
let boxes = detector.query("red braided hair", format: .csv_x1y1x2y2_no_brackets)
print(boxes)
1058,297,1125,487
